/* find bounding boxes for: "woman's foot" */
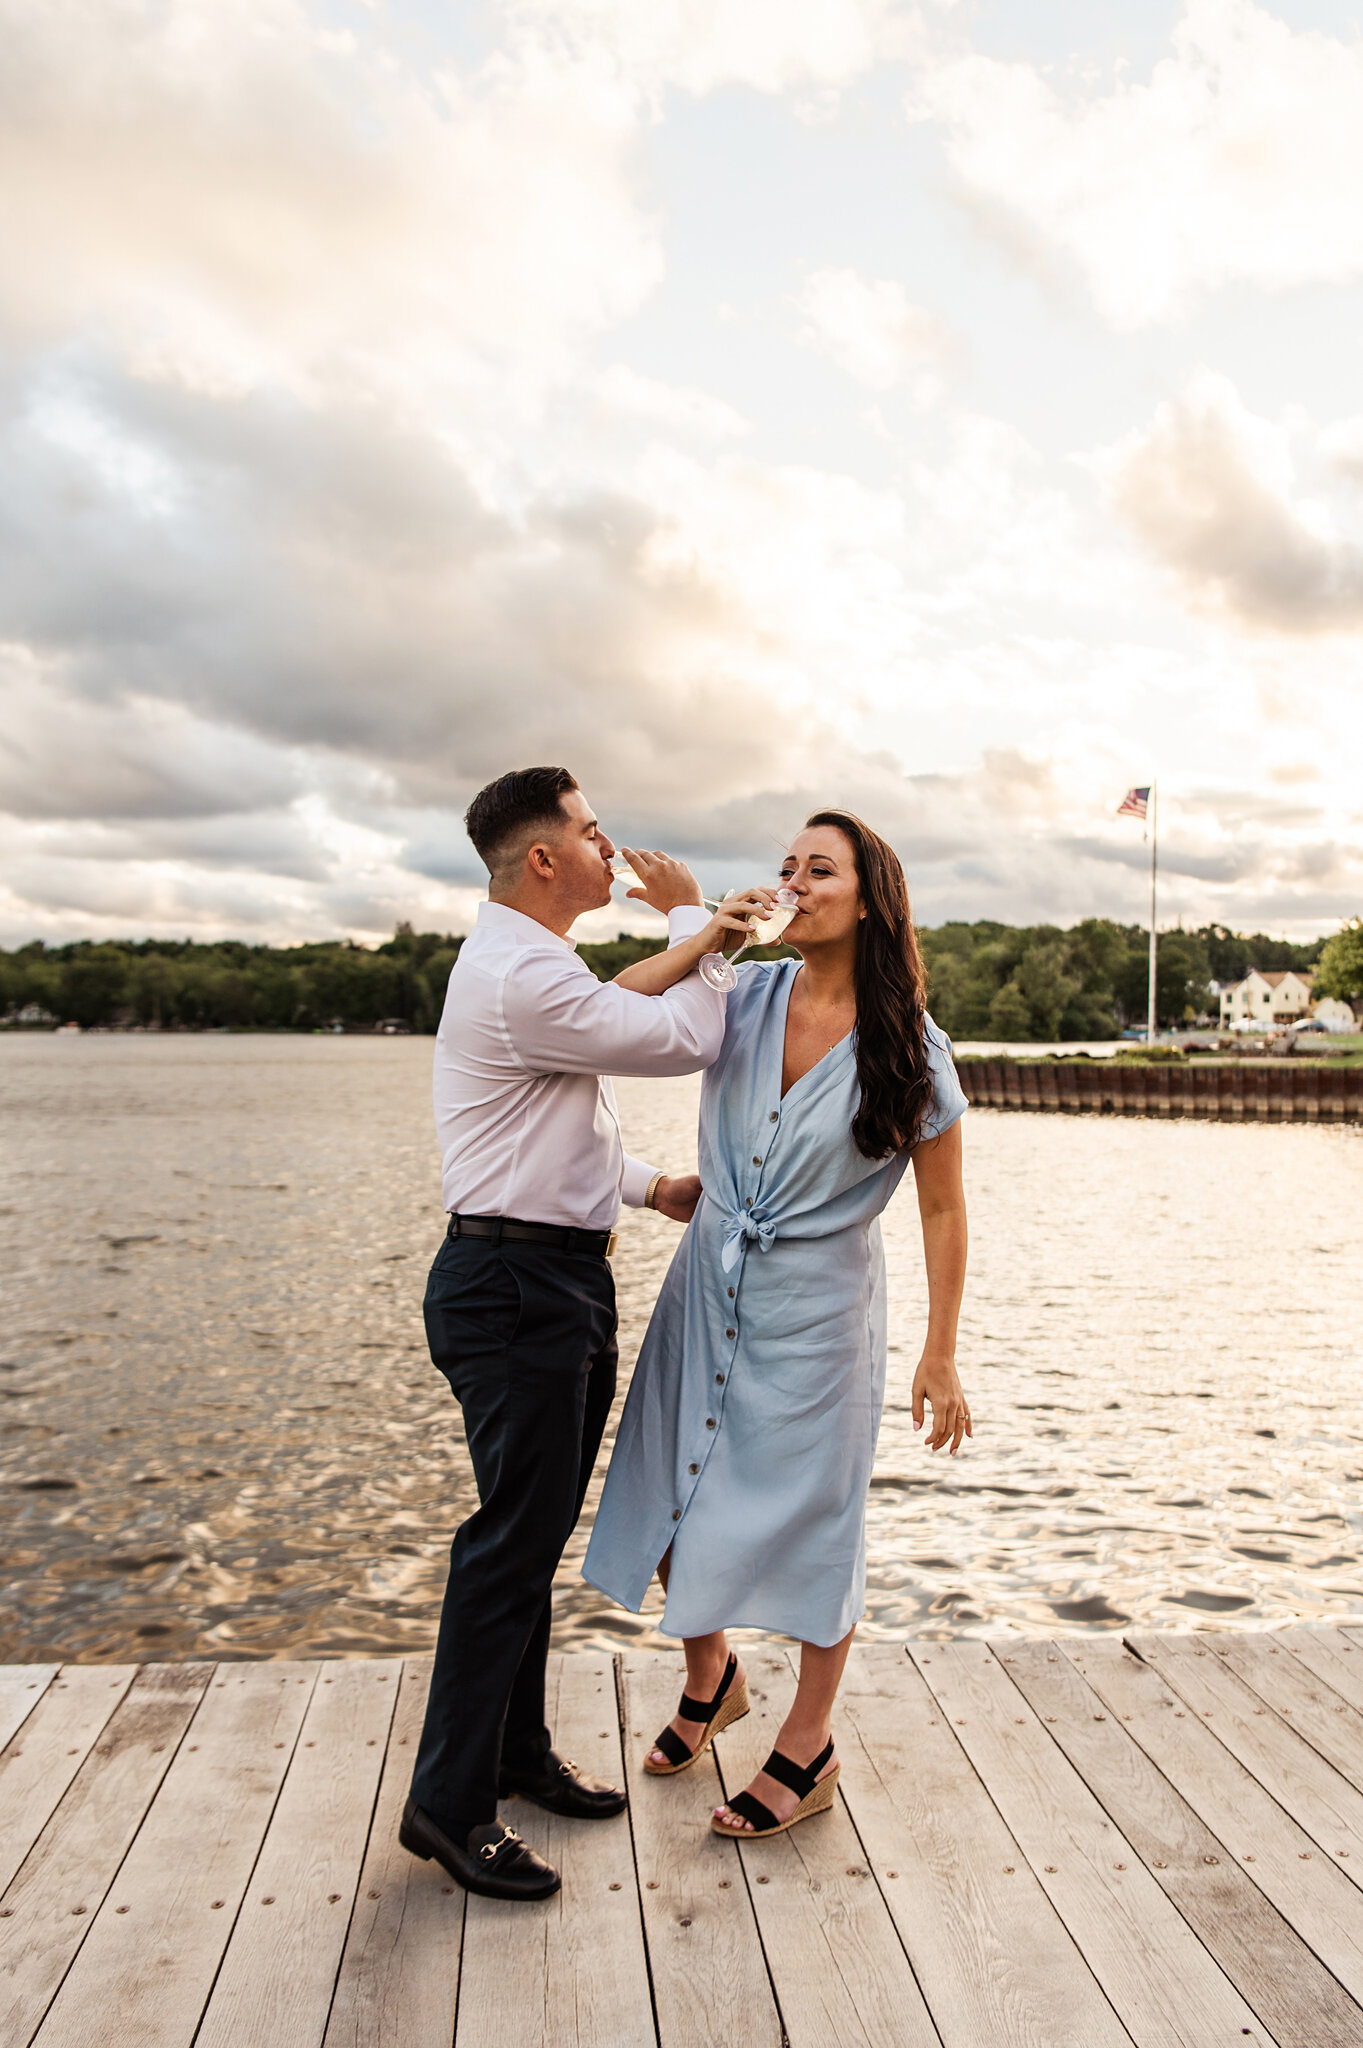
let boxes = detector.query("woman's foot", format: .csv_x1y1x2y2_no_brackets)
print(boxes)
647,1651,742,1769
713,1728,837,1832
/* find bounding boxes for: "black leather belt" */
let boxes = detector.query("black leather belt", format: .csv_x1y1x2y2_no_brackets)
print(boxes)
447,1213,617,1260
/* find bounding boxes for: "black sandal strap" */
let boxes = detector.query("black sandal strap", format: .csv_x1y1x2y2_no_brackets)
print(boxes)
678,1653,736,1724
725,1788,779,1833
761,1737,835,1801
650,1725,695,1768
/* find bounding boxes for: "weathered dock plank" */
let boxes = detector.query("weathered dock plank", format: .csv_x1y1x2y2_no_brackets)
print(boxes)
1070,1639,1363,2006
620,1651,784,2048
1131,1633,1363,1882
2,1635,1363,2046
194,1659,400,2048
839,1644,1133,2048
0,1666,136,1897
456,1652,653,2048
711,1646,936,2048
1206,1631,1363,1794
0,1668,58,1754
910,1639,1266,2046
1001,1640,1363,2048
1276,1626,1363,1715
323,1658,464,2048
0,1665,208,2048
31,1662,318,2048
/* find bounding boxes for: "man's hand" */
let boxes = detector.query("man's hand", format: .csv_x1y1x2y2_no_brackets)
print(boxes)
619,847,703,915
912,1350,972,1455
653,1173,702,1224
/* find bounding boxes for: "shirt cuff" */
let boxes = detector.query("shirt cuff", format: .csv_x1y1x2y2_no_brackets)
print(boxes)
621,1153,663,1208
666,905,710,945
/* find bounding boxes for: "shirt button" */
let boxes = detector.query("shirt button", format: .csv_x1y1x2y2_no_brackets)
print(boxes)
752,1155,762,1166
705,1418,716,1429
745,1198,753,1209
769,1111,779,1123
726,1286,735,1298
688,1463,699,1475
725,1328,735,1339
715,1374,724,1385
671,1509,681,1521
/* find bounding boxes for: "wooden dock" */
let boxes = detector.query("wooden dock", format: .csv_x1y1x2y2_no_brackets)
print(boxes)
5,1627,1363,2045
960,1056,1363,1121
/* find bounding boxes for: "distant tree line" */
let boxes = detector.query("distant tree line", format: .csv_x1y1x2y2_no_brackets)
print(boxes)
0,917,1335,1039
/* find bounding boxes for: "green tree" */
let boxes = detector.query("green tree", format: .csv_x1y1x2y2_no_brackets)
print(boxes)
1316,917,1363,1007
987,978,1031,1039
61,945,130,1026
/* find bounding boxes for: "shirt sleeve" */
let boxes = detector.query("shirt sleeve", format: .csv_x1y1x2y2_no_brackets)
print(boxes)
502,932,727,1080
917,1015,969,1141
620,1153,661,1207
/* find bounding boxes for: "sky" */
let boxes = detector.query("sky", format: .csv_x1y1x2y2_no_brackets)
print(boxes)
2,0,1362,946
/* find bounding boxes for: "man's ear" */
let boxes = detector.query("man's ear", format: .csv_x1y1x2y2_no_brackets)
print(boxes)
526,840,556,880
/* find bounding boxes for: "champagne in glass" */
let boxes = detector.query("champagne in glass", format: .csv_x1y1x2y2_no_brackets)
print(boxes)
699,887,799,993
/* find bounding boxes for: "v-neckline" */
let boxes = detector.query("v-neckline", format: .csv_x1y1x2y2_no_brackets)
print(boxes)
776,961,854,1101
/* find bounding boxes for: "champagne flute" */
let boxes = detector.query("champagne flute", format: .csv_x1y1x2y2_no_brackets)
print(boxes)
698,887,799,993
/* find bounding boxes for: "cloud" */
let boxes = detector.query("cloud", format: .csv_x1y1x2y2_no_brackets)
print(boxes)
913,0,1363,326
1094,371,1363,632
796,267,951,391
507,0,907,107
0,0,661,393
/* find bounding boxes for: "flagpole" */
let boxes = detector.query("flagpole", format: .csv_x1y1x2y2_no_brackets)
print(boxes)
1146,782,1158,1044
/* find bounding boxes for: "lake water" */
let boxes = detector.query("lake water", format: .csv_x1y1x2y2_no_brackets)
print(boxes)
2,1034,1361,1663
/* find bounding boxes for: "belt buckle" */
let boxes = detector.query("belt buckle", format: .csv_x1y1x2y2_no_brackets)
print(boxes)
604,1231,618,1259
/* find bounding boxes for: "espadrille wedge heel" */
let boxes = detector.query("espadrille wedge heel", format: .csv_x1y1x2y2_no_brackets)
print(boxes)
644,1652,749,1776
710,1737,839,1838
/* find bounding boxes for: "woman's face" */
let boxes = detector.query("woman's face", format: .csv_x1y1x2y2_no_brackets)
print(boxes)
780,826,863,950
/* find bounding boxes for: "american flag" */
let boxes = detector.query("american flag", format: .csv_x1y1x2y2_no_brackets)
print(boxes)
1118,786,1150,818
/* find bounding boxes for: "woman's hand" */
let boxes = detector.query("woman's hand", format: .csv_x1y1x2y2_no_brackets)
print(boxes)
912,1350,972,1454
698,889,779,956
653,1174,702,1224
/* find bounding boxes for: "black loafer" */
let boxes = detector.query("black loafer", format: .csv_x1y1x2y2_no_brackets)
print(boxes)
399,1798,561,1900
499,1747,628,1819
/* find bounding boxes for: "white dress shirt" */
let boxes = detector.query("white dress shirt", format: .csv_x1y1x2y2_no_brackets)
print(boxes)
434,900,725,1230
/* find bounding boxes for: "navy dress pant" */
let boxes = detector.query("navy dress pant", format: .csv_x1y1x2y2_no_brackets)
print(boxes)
410,1229,618,1836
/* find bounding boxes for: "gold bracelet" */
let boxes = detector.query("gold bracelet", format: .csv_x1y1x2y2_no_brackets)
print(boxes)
644,1170,666,1210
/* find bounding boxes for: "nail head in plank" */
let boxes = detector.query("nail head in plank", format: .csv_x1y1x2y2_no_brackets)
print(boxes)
323,1659,463,2048
838,1645,1133,2048
30,1663,319,2048
621,1650,784,2048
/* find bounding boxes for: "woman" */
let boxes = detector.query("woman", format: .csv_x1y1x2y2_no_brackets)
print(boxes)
584,809,970,1839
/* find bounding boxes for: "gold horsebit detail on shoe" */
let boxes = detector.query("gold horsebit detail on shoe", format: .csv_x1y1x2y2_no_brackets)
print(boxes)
479,1823,523,1863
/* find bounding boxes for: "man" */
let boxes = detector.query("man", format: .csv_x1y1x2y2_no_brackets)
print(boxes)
401,764,730,1902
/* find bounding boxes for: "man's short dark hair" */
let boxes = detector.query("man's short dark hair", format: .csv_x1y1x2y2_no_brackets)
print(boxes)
465,766,580,877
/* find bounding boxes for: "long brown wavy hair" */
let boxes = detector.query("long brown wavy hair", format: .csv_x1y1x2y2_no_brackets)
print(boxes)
802,809,933,1158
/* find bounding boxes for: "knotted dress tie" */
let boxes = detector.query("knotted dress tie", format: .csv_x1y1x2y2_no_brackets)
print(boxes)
720,1211,777,1273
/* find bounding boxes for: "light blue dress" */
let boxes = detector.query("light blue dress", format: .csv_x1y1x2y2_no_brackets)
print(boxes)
584,959,968,1649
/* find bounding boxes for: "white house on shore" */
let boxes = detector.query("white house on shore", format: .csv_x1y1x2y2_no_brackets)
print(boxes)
1219,968,1315,1030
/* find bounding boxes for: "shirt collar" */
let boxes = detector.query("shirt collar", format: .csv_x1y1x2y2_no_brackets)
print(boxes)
476,899,579,951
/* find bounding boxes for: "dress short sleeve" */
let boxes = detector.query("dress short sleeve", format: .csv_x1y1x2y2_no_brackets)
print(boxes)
916,1013,968,1143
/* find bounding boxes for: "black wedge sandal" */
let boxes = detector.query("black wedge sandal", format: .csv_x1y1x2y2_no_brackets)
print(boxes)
711,1736,839,1837
644,1652,749,1776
